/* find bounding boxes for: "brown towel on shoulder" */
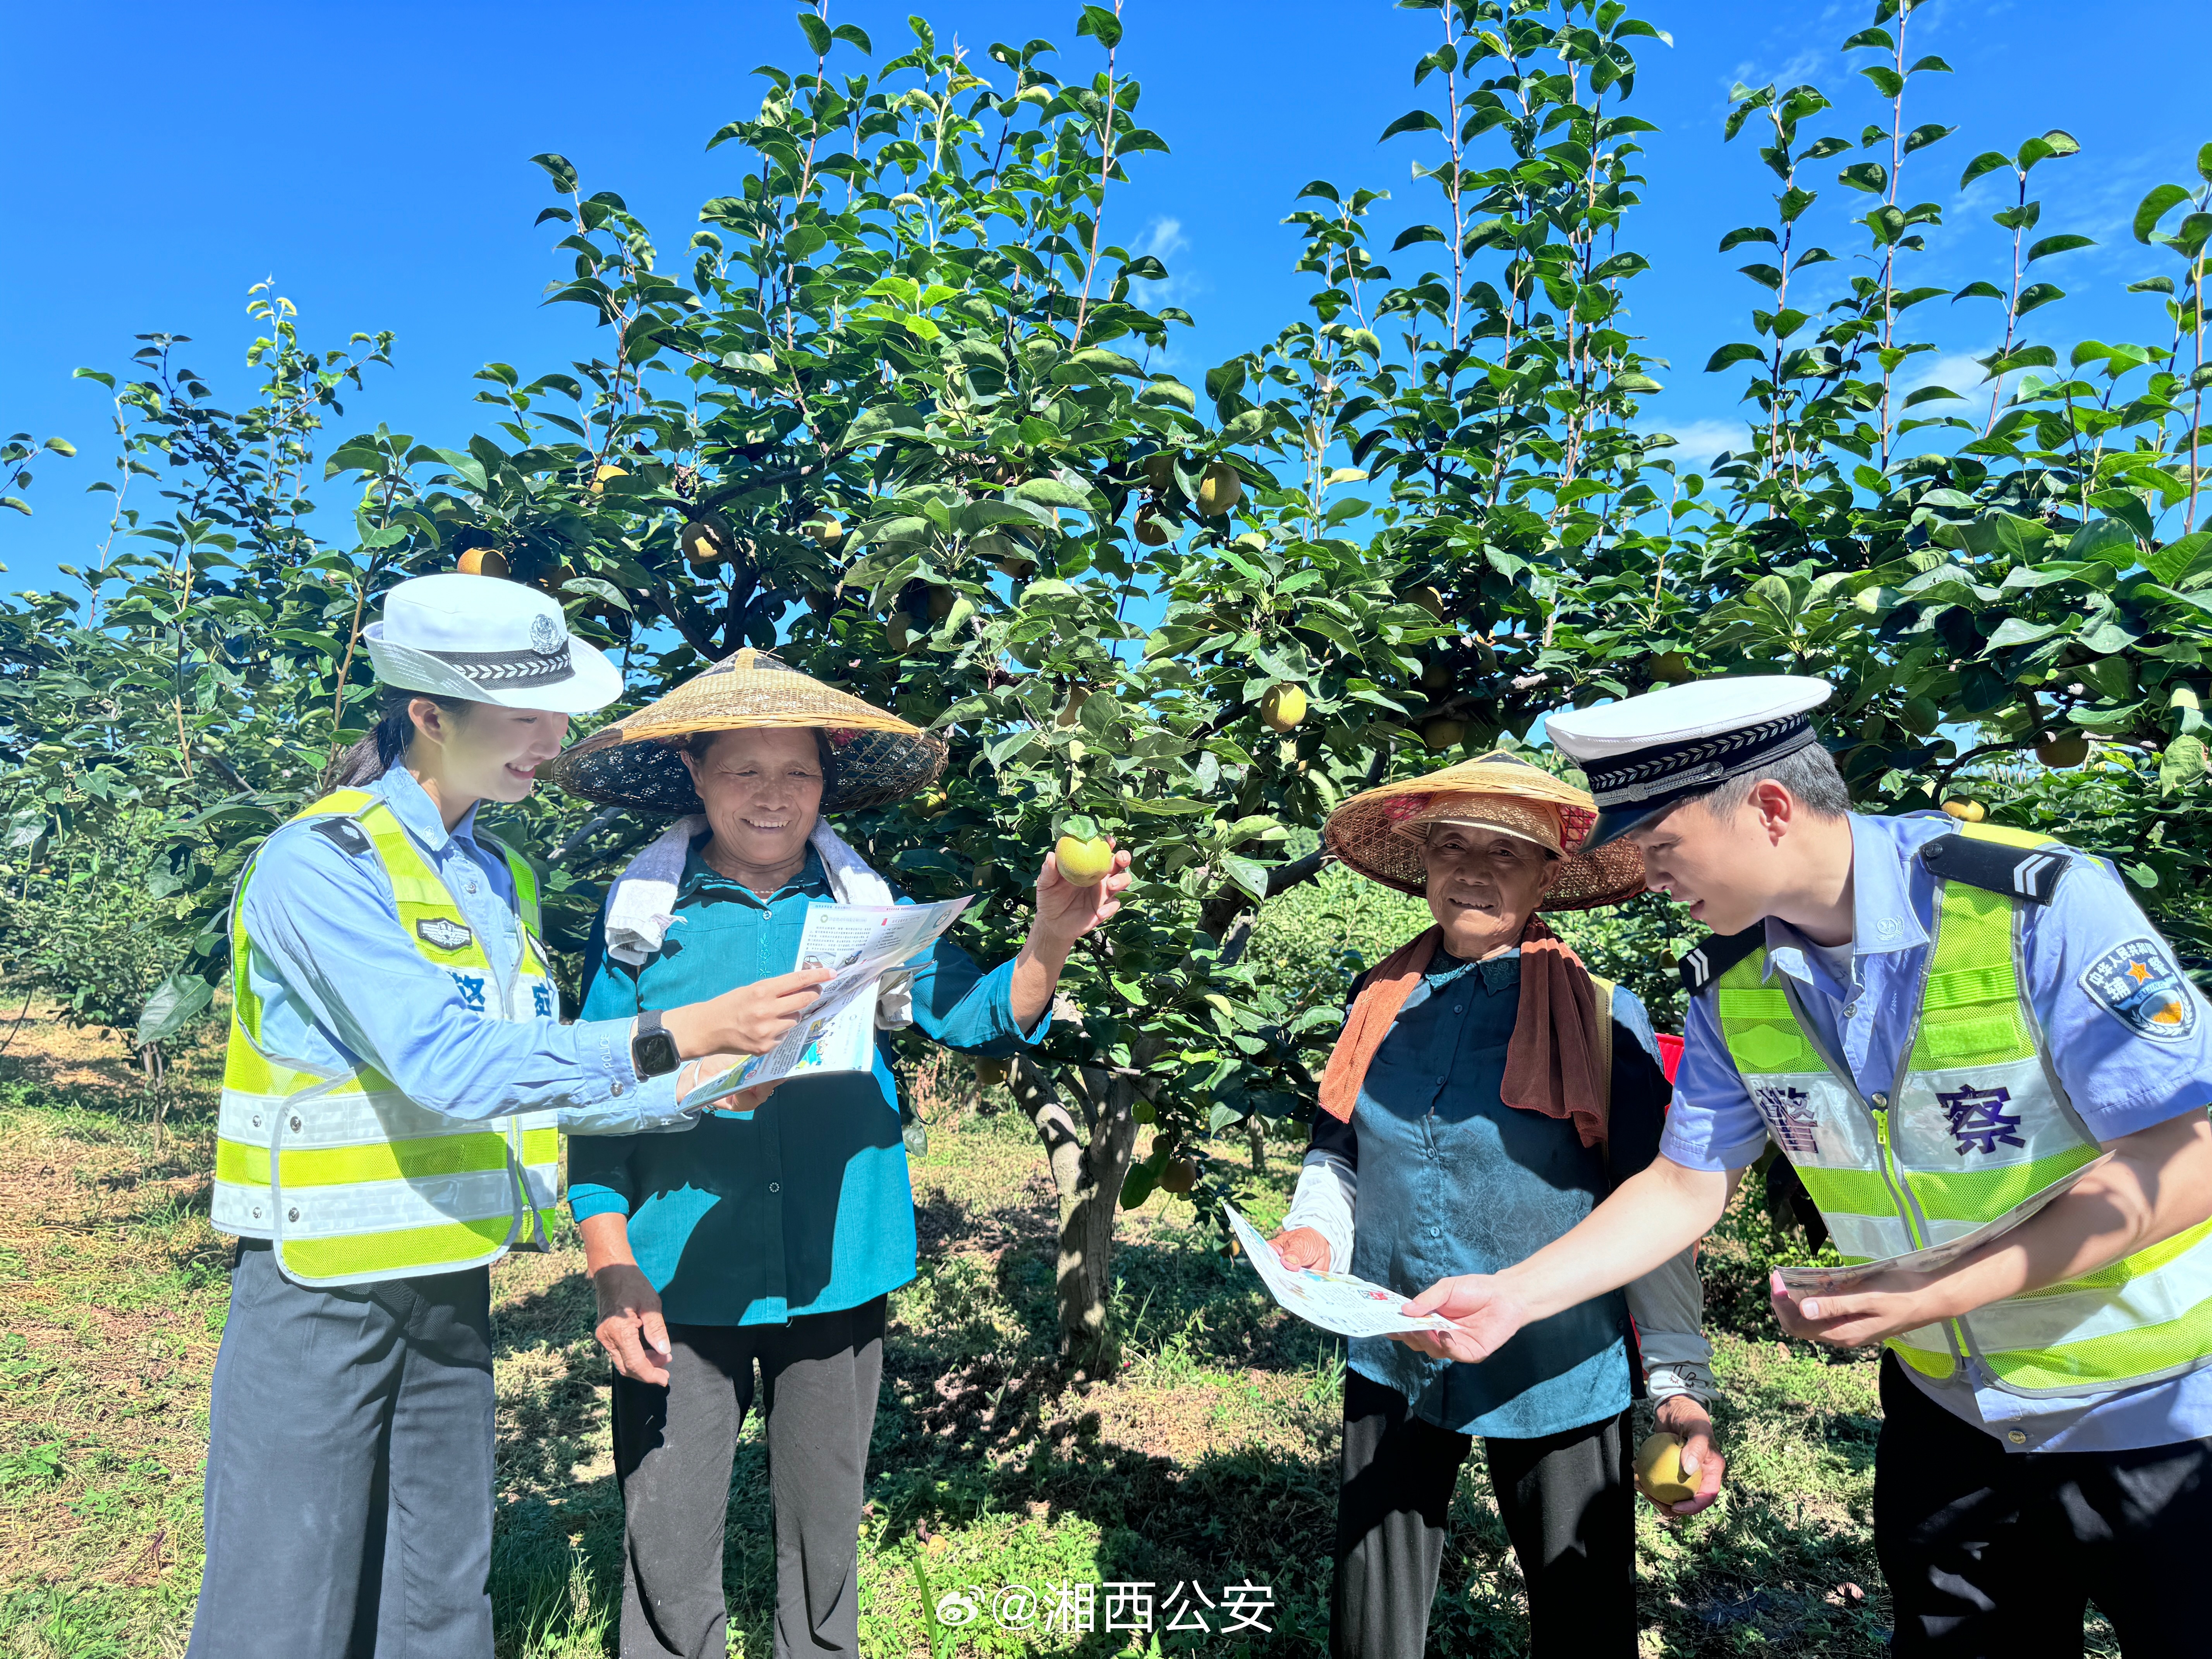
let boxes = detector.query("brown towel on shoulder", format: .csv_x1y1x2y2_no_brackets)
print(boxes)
1317,914,1610,1148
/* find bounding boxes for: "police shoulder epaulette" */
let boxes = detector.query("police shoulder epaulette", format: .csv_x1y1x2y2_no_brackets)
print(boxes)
310,816,373,858
1920,833,2068,905
1678,924,1765,998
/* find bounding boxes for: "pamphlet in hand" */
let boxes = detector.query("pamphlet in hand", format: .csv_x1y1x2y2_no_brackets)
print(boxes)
1776,1152,2114,1297
1222,1204,1458,1340
679,896,973,1113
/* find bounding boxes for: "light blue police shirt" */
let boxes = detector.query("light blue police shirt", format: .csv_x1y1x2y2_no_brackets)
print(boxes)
1661,811,2212,1452
237,766,682,1134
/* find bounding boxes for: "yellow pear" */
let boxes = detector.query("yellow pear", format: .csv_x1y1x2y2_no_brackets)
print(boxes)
1261,684,1307,733
456,548,509,579
1635,1432,1696,1504
1054,834,1115,886
926,584,958,622
679,514,732,568
1160,1157,1197,1195
1135,511,1173,547
1942,798,1986,823
1409,586,1445,618
1649,651,1693,684
807,516,843,546
2037,734,2090,769
1195,461,1242,516
589,463,627,494
886,612,913,654
1055,687,1090,727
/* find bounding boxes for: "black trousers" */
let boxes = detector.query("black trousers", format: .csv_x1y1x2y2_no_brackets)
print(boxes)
188,1243,495,1659
610,1298,886,1659
1331,1368,1636,1659
1875,1351,2212,1658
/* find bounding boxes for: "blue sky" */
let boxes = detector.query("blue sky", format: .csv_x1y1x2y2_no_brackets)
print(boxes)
5,0,2207,600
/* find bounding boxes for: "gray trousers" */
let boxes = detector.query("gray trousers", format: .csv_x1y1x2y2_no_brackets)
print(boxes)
187,1242,496,1659
1331,1368,1636,1659
610,1298,886,1659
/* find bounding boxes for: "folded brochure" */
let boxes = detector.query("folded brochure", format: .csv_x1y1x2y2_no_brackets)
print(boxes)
1776,1152,2113,1296
679,895,973,1111
1222,1204,1457,1339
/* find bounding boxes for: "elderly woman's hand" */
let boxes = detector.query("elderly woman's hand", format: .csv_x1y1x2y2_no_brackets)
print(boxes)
1033,843,1133,947
1269,1227,1333,1272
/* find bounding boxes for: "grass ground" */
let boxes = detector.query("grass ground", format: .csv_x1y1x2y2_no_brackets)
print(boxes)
0,1003,2114,1657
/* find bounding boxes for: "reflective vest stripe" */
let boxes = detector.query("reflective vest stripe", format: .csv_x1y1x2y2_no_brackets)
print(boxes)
216,1126,562,1190
1716,823,2212,1398
217,788,560,1286
276,1217,534,1284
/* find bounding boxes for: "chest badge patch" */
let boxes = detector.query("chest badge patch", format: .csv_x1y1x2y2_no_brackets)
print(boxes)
2082,937,2197,1043
417,917,474,952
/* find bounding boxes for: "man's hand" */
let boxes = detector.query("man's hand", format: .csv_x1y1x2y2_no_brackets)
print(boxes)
668,967,834,1059
1269,1227,1332,1273
1646,1394,1727,1517
1769,1267,1935,1349
1390,1273,1533,1364
592,1262,673,1386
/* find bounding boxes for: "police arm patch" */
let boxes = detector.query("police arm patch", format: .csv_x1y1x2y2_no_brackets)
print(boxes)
2081,936,2198,1042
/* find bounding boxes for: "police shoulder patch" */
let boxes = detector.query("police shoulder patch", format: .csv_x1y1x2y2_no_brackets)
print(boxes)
2080,936,2198,1043
1678,924,1766,998
1920,833,2068,904
311,817,373,857
417,916,474,953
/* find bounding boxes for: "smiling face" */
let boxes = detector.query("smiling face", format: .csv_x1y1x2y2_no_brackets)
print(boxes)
412,699,569,807
1420,823,1561,959
680,726,826,876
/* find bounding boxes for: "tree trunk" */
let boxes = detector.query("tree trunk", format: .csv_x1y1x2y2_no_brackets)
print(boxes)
1014,1051,1144,1369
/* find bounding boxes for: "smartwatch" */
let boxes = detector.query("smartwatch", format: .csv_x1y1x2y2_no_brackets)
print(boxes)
629,1009,680,1079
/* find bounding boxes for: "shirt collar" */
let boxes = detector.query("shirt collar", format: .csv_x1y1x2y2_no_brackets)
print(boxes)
681,839,831,903
372,765,479,857
1762,811,1930,988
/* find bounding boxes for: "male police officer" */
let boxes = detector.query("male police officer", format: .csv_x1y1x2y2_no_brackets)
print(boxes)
1393,676,2212,1656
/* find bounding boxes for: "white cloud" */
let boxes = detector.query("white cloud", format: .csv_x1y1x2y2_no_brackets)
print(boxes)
1646,419,1758,469
1138,216,1189,261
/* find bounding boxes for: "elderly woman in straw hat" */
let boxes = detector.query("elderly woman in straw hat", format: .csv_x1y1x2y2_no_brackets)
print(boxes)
548,647,1130,1659
1269,753,1723,1659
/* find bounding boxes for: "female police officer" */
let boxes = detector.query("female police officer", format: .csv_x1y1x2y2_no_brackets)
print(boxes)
187,574,829,1659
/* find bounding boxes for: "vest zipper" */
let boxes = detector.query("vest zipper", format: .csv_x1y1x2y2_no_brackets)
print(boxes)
1870,1103,1929,1252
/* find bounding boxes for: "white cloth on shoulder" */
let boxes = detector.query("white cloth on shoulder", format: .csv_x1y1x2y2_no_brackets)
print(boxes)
601,814,914,1029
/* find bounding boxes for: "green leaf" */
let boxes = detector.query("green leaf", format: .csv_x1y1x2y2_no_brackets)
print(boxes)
2159,734,2208,794
1901,123,1956,156
1952,281,2005,303
795,9,832,55
1717,226,1776,252
2135,183,2191,244
2013,282,2064,318
1012,477,1094,511
1959,151,2012,189
2026,233,2095,263
1838,161,1889,194
2068,518,2138,567
1075,4,1122,48
1705,343,1766,373
1391,224,1447,251
1218,854,1271,905
1379,109,1445,143
1587,251,1650,282
2146,531,2212,586
530,152,579,194
137,972,214,1048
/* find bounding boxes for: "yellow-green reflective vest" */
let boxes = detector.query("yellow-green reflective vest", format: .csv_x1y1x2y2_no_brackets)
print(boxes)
215,787,562,1287
1714,822,2212,1398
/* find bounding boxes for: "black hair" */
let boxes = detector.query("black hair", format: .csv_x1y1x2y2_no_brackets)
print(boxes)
1656,741,1852,828
320,685,479,792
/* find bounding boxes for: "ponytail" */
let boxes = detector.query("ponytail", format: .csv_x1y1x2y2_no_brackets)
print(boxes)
320,687,476,792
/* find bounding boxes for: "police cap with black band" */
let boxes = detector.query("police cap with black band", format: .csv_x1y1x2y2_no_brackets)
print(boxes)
1545,675,1835,850
364,572,622,716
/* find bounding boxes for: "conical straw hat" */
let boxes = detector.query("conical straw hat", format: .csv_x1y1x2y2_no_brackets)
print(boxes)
1322,752,1646,911
549,647,948,815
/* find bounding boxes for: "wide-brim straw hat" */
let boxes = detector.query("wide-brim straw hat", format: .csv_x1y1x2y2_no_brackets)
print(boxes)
1322,752,1647,911
548,647,947,815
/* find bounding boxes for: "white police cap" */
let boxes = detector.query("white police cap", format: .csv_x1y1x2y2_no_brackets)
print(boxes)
363,573,622,716
1546,675,1834,848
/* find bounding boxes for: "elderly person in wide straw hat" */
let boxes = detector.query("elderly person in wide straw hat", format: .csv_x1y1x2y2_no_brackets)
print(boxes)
1269,752,1722,1659
547,647,1130,1659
